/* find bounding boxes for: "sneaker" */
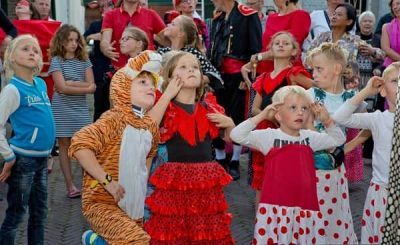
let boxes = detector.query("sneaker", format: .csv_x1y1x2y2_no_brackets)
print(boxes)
228,160,240,181
82,230,106,245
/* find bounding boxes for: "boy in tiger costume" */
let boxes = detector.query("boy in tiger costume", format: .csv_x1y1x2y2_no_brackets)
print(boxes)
69,51,162,245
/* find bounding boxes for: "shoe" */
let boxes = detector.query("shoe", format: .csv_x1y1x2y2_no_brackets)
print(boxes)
228,160,240,181
67,186,81,198
216,158,228,171
47,155,54,174
82,230,106,245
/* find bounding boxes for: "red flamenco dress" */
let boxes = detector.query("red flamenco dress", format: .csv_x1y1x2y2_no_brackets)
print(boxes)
144,93,234,244
250,66,311,190
253,144,326,244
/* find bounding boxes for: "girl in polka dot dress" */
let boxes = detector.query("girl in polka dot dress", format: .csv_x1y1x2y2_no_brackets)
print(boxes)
231,85,346,244
307,43,362,244
332,62,399,244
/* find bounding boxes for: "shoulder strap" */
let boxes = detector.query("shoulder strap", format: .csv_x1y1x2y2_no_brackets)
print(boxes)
323,10,331,30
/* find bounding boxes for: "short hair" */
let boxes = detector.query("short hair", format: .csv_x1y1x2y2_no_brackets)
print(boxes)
358,11,376,25
335,3,357,32
272,85,313,104
382,61,400,79
3,34,43,81
123,26,149,51
307,42,348,73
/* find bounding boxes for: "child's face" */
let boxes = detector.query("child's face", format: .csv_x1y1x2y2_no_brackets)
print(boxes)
120,31,142,56
381,69,399,108
177,0,196,14
271,34,297,59
276,94,311,135
311,54,340,90
63,31,79,55
172,53,202,89
130,74,156,110
12,38,41,71
164,17,182,39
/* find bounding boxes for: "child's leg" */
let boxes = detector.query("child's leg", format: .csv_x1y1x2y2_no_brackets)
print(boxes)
0,155,36,244
58,137,77,193
27,156,48,244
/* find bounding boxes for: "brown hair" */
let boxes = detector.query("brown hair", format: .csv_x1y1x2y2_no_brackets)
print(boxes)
307,42,348,74
123,26,149,51
50,24,88,60
176,15,204,52
161,51,204,101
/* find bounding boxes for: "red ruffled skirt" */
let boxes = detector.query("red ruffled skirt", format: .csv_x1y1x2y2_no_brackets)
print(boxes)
251,120,277,190
144,161,234,244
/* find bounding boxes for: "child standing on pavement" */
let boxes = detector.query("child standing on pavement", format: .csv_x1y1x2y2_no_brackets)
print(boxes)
307,42,363,244
49,24,96,198
145,51,234,244
332,62,400,244
231,85,345,244
0,34,55,244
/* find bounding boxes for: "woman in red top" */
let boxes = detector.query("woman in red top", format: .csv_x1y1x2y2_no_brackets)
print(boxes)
241,0,310,82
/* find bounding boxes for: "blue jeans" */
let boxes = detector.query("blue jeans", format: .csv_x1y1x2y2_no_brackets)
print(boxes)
0,154,48,245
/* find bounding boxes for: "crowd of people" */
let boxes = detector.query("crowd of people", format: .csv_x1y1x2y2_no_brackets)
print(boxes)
0,0,399,244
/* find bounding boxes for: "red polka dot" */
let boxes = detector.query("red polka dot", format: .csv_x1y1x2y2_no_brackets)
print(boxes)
312,237,316,244
324,186,330,192
282,209,287,216
325,173,331,179
299,228,304,235
277,217,281,224
332,197,337,204
286,217,290,223
316,177,319,183
258,228,266,236
296,215,300,223
342,192,347,199
337,220,342,226
324,220,329,226
273,207,278,214
327,208,333,215
267,217,272,224
318,229,325,236
366,209,371,216
368,237,374,243
267,238,274,245
380,226,385,233
313,220,316,226
294,232,299,239
361,219,366,226
376,211,381,218
255,218,258,224
273,228,278,234
338,167,341,173
281,226,288,234
345,223,349,229
340,178,344,185
306,228,311,234
300,211,305,218
371,199,375,206
259,207,266,215
252,238,257,245
375,184,380,191
374,235,379,243
334,233,339,239
383,198,386,205
319,199,325,205
317,212,323,219
306,211,312,218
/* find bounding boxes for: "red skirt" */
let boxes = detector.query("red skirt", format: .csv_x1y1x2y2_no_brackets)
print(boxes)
145,161,234,244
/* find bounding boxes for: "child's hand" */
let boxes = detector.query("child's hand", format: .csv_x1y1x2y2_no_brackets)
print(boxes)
104,181,126,203
0,159,16,182
164,76,183,100
261,102,282,121
364,76,384,96
207,113,235,128
310,102,331,126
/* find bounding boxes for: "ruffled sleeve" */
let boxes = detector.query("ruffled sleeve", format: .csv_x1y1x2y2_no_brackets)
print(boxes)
252,72,267,95
159,102,177,143
203,92,225,139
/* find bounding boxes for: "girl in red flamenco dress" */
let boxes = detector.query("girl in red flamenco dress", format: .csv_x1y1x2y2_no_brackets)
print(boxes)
249,31,313,202
145,51,235,244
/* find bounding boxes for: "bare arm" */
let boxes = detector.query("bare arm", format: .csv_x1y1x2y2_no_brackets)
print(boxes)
290,73,314,89
344,129,372,154
52,71,95,95
100,29,119,62
381,24,400,62
251,93,263,116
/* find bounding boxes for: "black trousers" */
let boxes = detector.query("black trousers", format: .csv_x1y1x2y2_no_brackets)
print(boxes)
93,80,110,122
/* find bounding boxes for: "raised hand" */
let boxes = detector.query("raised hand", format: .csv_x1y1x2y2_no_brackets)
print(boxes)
207,113,235,128
163,76,183,100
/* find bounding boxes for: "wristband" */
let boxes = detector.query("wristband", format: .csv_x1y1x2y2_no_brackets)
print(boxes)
256,53,263,62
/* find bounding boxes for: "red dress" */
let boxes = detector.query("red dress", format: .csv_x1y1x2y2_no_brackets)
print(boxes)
144,93,234,244
257,10,310,73
250,66,311,190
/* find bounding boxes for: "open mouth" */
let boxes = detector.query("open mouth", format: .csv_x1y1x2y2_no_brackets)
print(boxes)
295,119,303,123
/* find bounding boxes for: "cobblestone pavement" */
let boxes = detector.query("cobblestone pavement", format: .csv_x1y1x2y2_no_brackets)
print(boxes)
0,155,372,244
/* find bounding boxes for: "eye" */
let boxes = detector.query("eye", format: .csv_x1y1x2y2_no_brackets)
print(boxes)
289,105,296,111
301,106,309,112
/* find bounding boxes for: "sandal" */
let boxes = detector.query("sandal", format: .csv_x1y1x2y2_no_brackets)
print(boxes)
47,155,54,174
67,186,81,198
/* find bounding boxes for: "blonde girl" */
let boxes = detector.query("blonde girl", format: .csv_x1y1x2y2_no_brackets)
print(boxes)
49,24,95,198
0,35,55,244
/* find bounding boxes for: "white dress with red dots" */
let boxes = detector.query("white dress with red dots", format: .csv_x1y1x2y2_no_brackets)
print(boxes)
230,120,346,245
332,102,394,244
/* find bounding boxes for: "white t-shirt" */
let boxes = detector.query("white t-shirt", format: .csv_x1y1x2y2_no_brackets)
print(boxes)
332,101,394,186
230,119,346,155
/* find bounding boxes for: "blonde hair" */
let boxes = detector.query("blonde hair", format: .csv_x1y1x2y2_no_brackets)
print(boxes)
268,31,299,61
307,42,348,74
3,34,43,81
175,15,204,52
383,62,400,80
272,85,313,104
161,51,204,101
123,26,149,51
